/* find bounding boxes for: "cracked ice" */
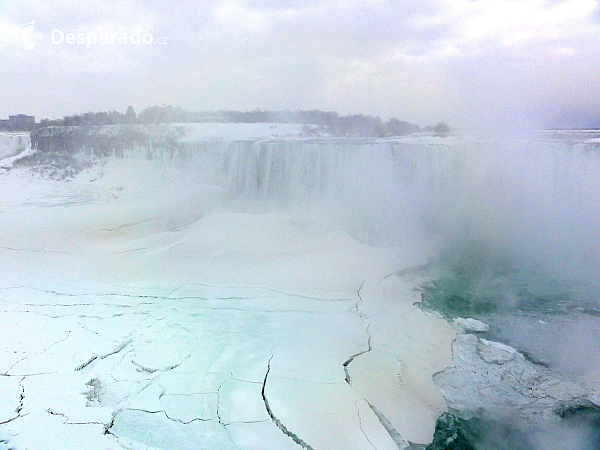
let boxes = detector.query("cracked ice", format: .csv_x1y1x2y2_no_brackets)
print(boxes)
0,157,454,449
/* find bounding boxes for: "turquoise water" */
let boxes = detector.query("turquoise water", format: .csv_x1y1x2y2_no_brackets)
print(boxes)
419,254,582,318
418,247,600,449
425,413,532,450
426,406,600,450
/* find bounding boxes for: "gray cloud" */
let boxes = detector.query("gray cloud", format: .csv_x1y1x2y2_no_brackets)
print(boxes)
1,0,599,127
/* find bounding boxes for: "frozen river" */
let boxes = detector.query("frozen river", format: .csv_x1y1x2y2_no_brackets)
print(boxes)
0,151,452,449
1,126,599,449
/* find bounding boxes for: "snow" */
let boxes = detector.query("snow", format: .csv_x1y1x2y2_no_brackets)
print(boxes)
477,339,520,364
453,317,490,333
176,123,315,141
434,333,594,424
0,157,454,449
3,126,600,448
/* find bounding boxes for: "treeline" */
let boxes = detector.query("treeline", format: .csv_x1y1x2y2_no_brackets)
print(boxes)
0,121,37,132
39,107,138,127
33,105,450,137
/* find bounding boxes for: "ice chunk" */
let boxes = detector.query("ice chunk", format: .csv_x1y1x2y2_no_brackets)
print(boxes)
477,339,519,364
453,318,490,333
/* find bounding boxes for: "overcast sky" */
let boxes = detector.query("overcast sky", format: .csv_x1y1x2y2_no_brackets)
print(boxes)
1,0,599,128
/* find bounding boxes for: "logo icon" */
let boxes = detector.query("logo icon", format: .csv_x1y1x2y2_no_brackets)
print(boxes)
21,20,36,50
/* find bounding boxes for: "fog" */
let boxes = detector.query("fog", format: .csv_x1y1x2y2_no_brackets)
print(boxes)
172,132,600,449
428,135,600,299
2,124,600,448
112,130,600,328
2,0,600,448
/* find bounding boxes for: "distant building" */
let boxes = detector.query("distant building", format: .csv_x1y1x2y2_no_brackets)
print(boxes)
9,114,35,125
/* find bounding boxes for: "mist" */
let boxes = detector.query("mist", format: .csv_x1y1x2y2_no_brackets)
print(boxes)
2,0,600,448
166,130,600,449
427,134,600,300
187,133,600,303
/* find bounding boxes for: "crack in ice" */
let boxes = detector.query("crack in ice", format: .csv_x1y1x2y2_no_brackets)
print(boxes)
365,401,408,450
75,338,132,371
343,282,373,386
262,356,315,450
355,401,378,450
0,377,26,425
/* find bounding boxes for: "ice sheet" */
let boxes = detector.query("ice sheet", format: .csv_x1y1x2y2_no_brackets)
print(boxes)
0,157,454,449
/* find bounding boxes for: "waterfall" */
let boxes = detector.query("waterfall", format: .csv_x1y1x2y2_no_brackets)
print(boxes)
116,137,458,245
0,133,31,159
114,133,599,259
